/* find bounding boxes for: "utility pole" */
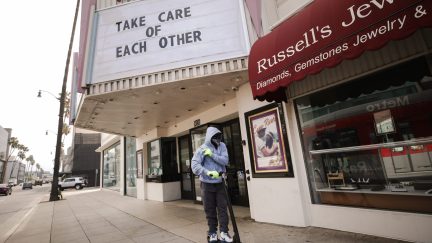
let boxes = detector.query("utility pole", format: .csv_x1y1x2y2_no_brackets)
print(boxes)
50,0,80,201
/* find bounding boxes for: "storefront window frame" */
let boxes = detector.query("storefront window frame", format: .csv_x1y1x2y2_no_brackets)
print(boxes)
293,57,432,214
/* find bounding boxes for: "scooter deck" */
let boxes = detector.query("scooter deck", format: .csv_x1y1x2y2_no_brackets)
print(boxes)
207,239,234,243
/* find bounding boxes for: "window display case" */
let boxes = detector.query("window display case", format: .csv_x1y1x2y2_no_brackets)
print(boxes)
310,139,432,190
146,137,180,183
309,141,432,213
295,57,432,214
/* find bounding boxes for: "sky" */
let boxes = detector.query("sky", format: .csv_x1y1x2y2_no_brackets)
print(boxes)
0,1,81,172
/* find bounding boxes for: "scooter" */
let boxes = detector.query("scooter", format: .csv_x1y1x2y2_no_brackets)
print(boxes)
220,172,241,243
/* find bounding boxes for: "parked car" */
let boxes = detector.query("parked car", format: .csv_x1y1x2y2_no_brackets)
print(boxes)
8,178,17,186
34,179,43,186
0,184,12,195
58,177,86,190
22,182,33,190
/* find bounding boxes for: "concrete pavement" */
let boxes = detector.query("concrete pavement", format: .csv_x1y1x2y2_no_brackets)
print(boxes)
5,188,407,243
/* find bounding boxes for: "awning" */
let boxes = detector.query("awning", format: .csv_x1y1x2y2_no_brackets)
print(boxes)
248,0,432,102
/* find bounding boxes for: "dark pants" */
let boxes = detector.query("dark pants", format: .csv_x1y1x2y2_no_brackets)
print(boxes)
201,182,229,234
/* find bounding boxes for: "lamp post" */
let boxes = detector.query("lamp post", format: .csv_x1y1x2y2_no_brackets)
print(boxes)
37,90,60,100
45,130,57,136
48,0,80,201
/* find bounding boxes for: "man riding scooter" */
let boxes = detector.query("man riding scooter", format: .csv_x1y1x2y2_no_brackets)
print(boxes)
191,127,233,243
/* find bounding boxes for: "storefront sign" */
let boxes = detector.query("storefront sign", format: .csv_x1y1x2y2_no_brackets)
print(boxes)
91,0,249,84
248,0,432,102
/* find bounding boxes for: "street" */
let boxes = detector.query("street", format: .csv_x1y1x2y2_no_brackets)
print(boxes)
0,183,51,242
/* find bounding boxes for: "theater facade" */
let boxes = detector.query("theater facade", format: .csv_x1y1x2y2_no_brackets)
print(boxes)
73,1,432,242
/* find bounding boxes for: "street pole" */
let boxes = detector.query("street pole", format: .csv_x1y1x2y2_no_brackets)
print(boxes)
50,0,80,201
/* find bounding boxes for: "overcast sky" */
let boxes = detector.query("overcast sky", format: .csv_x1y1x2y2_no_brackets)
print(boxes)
0,1,80,172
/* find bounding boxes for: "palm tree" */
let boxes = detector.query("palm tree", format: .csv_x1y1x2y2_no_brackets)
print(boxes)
25,156,31,180
36,163,41,179
5,137,19,162
25,155,35,181
7,143,28,182
61,121,71,148
13,151,26,178
2,137,19,182
30,160,35,180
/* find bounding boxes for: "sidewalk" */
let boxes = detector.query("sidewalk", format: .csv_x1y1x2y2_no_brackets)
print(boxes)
5,189,407,243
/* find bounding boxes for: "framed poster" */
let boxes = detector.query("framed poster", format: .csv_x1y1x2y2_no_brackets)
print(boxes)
136,150,143,179
244,103,294,178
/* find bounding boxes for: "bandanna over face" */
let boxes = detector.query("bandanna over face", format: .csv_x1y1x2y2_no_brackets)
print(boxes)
211,133,222,147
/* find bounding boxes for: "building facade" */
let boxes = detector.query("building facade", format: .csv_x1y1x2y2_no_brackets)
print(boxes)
70,129,101,187
73,0,432,242
0,126,12,183
4,158,25,184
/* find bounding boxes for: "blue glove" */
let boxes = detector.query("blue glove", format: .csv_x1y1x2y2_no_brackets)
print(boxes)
204,148,212,157
207,171,220,179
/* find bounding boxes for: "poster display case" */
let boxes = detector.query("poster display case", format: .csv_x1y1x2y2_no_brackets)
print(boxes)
244,103,293,178
146,137,180,183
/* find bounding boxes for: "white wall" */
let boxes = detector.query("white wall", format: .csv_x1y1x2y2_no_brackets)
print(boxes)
136,178,145,199
0,126,8,161
119,138,125,195
147,181,181,202
310,205,432,242
135,137,145,200
236,84,307,226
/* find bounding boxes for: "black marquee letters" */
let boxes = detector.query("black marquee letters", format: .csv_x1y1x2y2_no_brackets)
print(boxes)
114,6,202,58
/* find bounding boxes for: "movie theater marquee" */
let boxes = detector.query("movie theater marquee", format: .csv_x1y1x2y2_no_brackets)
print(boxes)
91,0,249,84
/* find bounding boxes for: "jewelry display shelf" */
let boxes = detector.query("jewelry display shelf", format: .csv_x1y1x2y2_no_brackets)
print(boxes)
317,187,432,213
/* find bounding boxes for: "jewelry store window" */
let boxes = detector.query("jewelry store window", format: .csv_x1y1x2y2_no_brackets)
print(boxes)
295,57,432,213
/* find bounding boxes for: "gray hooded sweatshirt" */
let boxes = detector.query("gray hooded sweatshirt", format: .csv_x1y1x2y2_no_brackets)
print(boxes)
191,127,229,184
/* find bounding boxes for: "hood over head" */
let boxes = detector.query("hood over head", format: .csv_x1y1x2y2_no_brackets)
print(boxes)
204,126,222,144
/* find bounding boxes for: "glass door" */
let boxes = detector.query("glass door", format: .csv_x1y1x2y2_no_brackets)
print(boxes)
189,122,249,206
103,142,121,191
190,124,221,202
179,135,193,199
222,119,249,206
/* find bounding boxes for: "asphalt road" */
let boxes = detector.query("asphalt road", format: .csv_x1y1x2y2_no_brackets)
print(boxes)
0,183,51,242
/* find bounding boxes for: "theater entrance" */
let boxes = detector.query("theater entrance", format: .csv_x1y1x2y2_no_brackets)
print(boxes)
183,119,249,207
